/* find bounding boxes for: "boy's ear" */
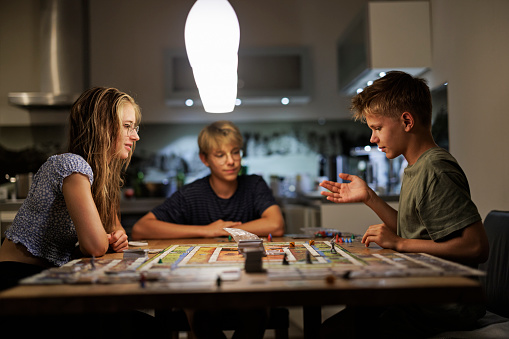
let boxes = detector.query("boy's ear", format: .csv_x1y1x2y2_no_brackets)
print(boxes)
401,112,414,131
199,153,209,167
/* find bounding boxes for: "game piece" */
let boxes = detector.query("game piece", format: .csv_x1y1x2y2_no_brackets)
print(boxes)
216,275,222,287
335,234,339,243
128,240,148,247
238,239,265,254
228,235,232,242
158,258,163,264
351,234,355,240
289,242,295,248
123,249,149,260
139,272,147,288
268,233,272,242
325,274,335,284
330,244,337,254
90,256,96,270
244,248,265,273
306,251,312,264
330,239,337,254
309,240,315,246
282,253,289,265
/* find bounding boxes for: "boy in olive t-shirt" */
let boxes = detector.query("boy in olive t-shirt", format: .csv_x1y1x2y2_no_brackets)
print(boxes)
319,71,489,338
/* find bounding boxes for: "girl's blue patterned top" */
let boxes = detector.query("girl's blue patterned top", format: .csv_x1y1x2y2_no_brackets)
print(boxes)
6,153,94,266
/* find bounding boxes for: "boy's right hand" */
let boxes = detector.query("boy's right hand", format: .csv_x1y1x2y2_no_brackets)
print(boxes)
319,173,371,204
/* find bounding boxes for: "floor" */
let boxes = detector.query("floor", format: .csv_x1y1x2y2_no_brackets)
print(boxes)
177,305,346,339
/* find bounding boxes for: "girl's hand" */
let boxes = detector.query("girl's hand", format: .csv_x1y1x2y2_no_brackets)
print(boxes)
107,230,129,252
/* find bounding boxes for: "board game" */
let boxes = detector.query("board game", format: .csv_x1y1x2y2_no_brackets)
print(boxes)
20,240,484,286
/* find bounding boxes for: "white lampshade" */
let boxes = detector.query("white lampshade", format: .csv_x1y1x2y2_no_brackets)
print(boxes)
184,0,240,113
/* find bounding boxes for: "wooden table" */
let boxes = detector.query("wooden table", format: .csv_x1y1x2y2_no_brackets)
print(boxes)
0,238,484,337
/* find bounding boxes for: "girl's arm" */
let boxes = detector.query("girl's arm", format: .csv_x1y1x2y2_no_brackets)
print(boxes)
62,173,109,257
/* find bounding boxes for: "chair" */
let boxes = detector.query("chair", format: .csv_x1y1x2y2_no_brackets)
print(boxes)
156,307,290,339
429,210,509,338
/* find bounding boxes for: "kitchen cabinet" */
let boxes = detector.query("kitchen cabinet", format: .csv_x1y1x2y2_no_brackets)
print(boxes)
321,200,399,235
282,203,321,234
338,1,431,95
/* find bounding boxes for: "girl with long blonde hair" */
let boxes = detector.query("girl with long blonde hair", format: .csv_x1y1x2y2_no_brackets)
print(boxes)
0,87,141,291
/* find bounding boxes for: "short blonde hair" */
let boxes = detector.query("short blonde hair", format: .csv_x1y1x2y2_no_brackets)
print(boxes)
198,121,243,154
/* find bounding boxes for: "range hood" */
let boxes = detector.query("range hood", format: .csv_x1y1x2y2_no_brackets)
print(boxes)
338,1,431,95
8,0,88,108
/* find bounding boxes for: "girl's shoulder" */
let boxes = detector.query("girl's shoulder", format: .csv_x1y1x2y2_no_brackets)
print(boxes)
47,153,94,183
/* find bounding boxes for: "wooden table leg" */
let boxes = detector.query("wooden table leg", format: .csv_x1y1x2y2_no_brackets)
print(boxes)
303,306,322,339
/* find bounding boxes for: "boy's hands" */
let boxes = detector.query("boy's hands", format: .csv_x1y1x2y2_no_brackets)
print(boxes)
362,223,401,249
206,219,241,237
108,230,129,252
319,173,372,204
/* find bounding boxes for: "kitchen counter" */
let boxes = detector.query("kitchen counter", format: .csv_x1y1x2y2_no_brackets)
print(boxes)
120,197,165,214
0,199,24,211
0,198,166,214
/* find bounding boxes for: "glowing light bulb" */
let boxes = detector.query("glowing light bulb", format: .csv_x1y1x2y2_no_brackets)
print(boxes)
185,0,240,113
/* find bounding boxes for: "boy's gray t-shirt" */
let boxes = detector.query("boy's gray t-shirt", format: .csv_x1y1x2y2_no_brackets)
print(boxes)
398,147,481,241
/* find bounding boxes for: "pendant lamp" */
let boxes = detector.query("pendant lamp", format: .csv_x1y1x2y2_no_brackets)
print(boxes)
184,0,240,113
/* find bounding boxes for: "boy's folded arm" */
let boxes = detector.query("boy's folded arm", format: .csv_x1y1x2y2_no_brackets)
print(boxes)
396,220,489,264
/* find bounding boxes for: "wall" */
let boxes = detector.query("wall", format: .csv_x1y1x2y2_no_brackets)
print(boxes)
1,0,508,222
427,0,509,219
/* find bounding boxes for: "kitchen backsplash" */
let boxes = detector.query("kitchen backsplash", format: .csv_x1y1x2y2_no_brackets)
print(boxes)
0,119,370,197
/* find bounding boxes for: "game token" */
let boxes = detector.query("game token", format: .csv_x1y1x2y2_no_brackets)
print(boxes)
289,242,295,248
325,275,336,284
282,253,289,265
139,272,147,288
268,234,272,242
330,239,337,254
309,240,315,246
228,235,232,242
216,275,222,287
306,251,312,264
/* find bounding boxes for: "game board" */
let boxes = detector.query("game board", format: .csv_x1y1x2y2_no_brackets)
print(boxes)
20,241,484,286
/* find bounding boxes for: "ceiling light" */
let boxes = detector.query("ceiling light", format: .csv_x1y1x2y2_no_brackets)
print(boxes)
185,0,240,113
